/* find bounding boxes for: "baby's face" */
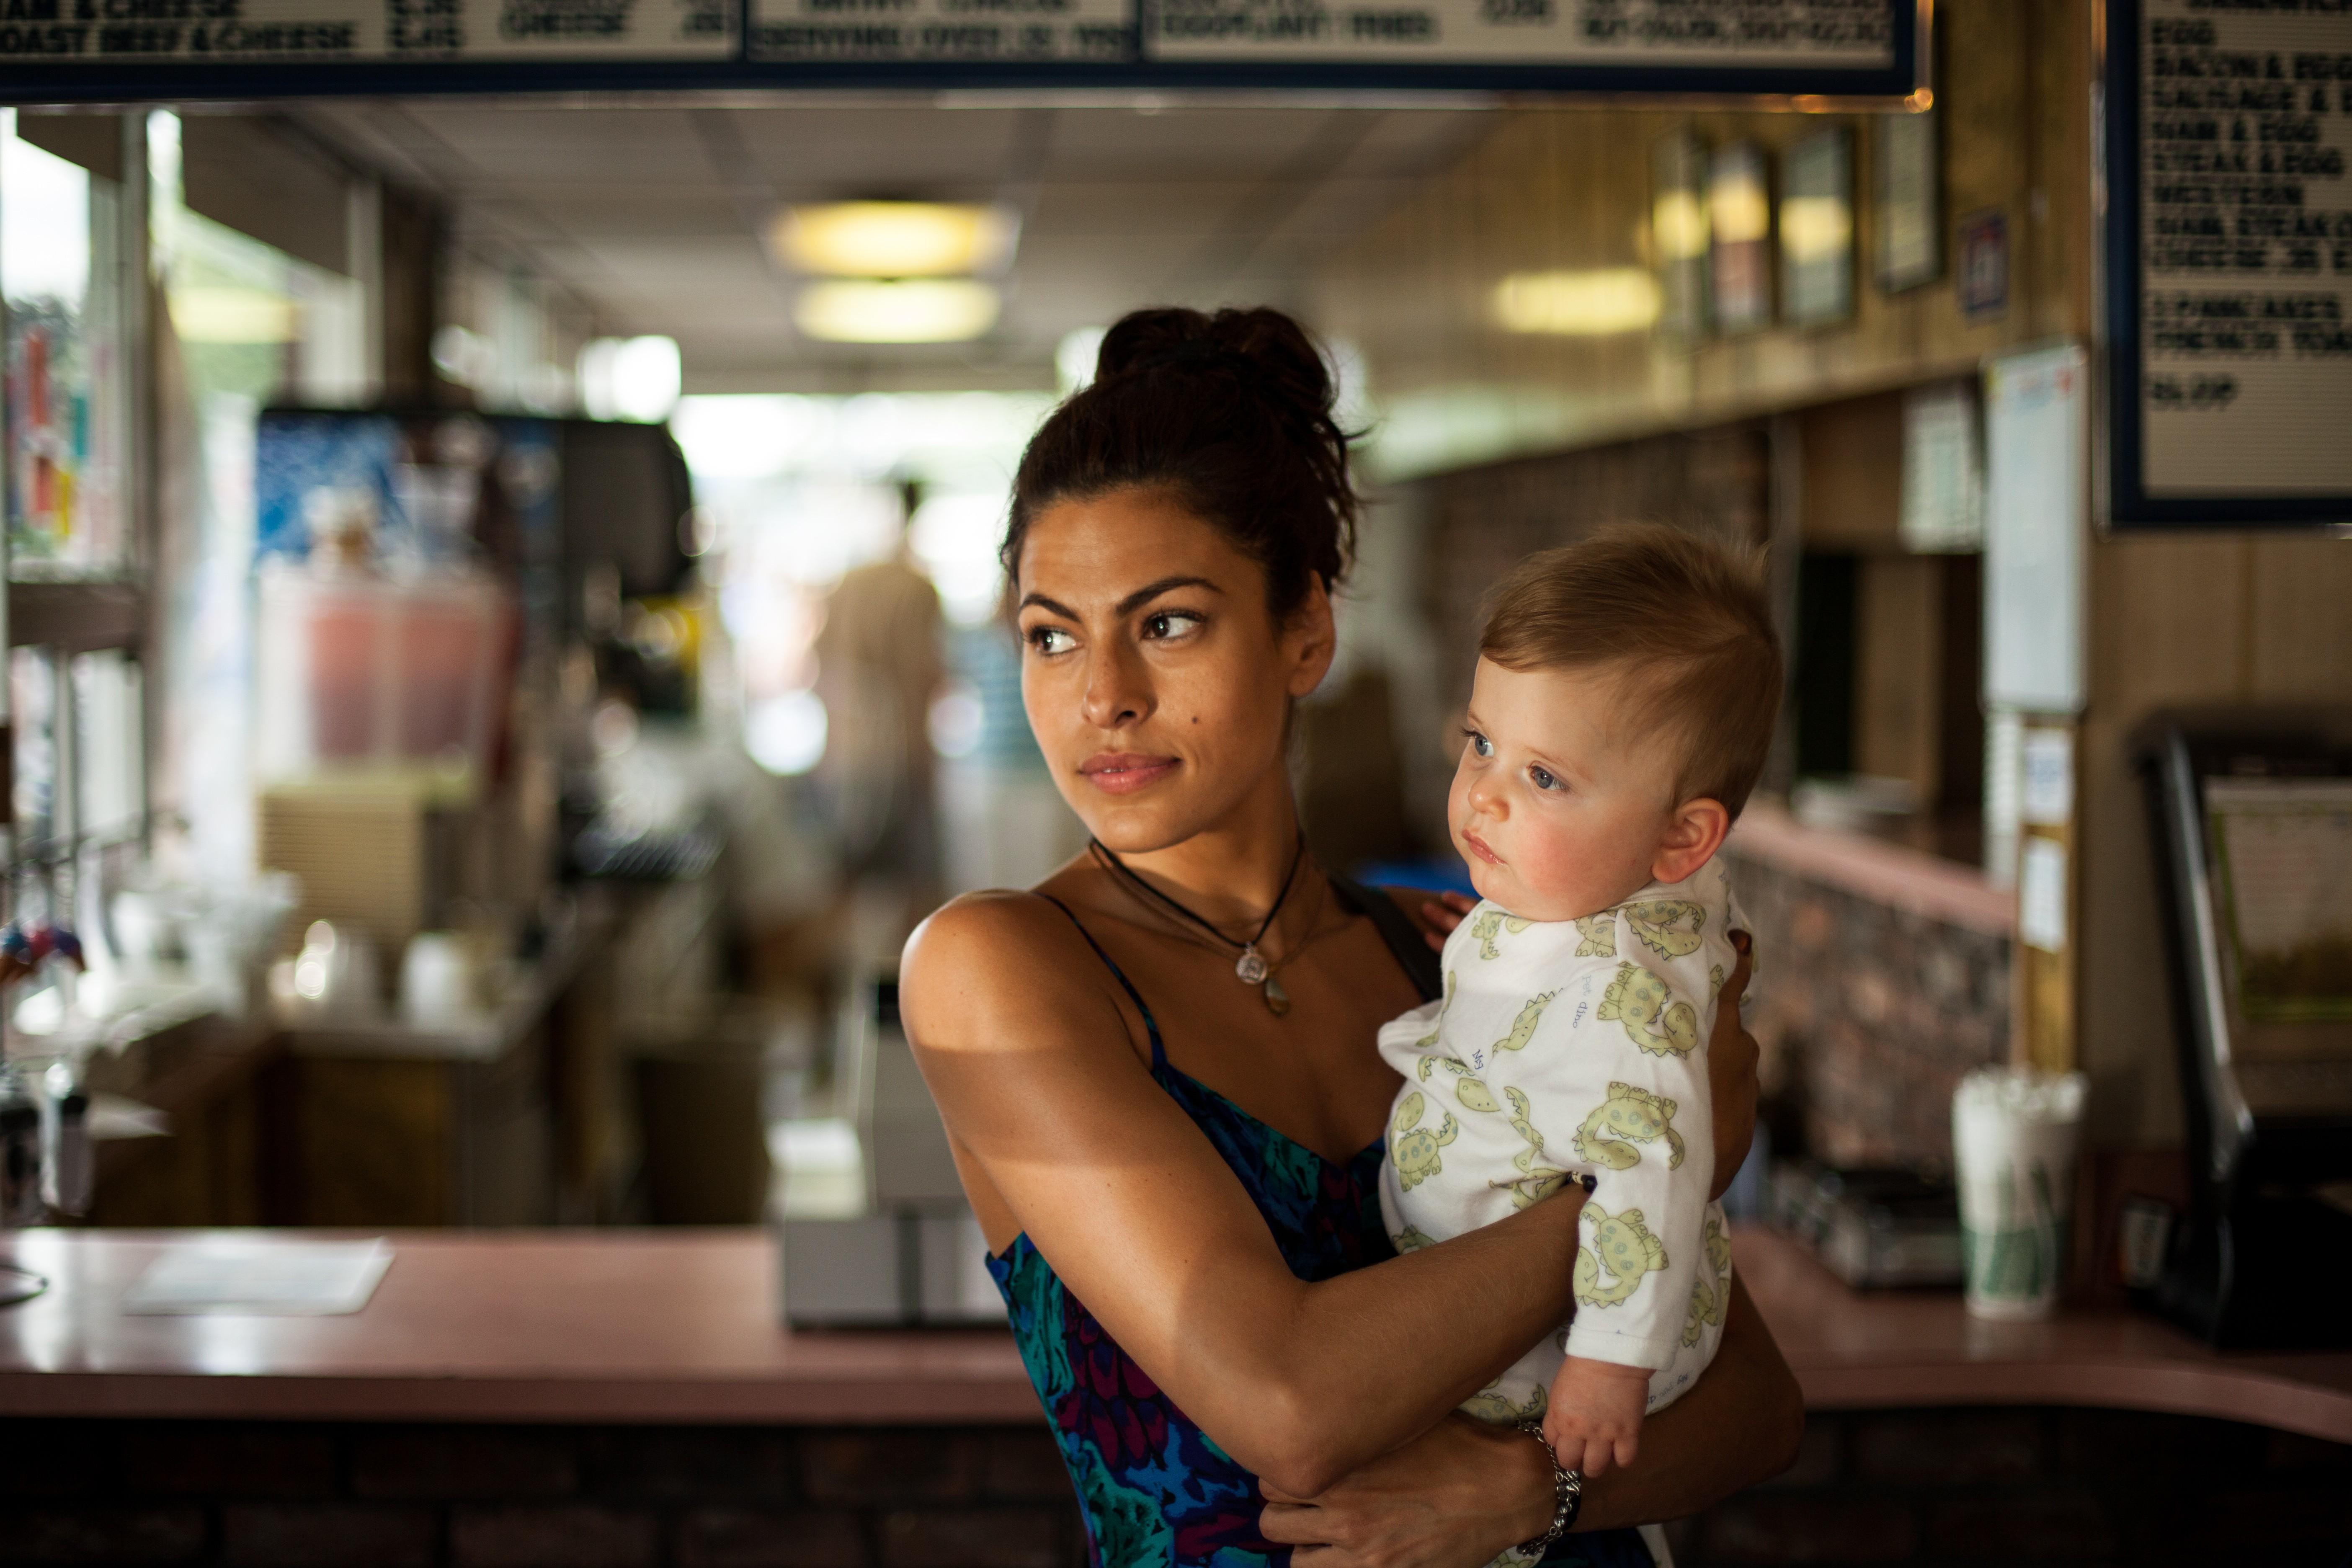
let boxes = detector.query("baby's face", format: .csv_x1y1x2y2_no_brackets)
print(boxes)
1447,658,1685,922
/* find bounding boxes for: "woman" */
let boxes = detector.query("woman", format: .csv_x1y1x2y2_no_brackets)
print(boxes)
902,307,1803,1567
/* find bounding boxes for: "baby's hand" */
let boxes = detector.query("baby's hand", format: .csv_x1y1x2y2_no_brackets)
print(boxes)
1541,1357,1651,1477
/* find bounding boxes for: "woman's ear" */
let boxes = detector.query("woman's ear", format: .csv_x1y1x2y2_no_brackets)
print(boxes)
1652,797,1731,885
1283,575,1338,699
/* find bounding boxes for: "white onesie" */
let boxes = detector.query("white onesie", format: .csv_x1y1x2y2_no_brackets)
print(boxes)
1377,858,1743,1430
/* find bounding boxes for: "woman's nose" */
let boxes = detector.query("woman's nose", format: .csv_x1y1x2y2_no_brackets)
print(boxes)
1081,642,1151,730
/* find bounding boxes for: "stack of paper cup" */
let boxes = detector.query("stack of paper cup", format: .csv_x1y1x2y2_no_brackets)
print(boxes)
1952,1068,2088,1320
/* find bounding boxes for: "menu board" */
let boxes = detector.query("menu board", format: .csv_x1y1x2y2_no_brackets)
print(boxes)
748,0,1130,64
6,0,1912,87
2106,0,2352,527
1145,0,1892,66
0,0,731,61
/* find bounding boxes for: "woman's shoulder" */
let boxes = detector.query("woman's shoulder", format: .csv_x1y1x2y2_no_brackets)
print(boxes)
905,888,1073,973
902,889,1104,1026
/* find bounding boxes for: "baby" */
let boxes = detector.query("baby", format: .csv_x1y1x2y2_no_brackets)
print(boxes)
1379,524,1782,1519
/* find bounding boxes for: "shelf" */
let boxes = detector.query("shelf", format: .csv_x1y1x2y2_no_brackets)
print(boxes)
8,580,145,655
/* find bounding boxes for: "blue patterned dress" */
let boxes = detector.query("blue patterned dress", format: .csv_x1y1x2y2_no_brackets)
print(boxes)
988,894,1656,1568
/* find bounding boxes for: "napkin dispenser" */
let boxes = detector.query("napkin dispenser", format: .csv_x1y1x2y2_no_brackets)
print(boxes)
777,974,1004,1327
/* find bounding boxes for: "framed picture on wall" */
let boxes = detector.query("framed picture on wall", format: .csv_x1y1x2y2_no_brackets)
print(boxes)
1710,142,1773,335
1781,125,1854,327
1652,130,1710,341
1875,107,1940,292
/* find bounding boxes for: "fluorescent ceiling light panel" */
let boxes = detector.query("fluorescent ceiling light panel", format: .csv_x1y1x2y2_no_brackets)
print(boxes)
795,279,1001,343
1492,269,1662,336
776,202,1018,278
171,286,299,343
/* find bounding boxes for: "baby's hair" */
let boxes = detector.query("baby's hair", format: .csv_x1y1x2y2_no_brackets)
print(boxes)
1479,524,1783,817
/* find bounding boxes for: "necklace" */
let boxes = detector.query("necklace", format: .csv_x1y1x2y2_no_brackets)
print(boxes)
1089,833,1312,1014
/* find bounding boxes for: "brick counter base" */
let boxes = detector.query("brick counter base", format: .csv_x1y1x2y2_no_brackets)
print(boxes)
1663,1406,2352,1567
0,1408,2344,1567
0,1422,1087,1568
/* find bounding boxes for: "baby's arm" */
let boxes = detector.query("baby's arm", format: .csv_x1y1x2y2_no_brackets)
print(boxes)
1545,1354,1651,1475
1545,928,1719,1464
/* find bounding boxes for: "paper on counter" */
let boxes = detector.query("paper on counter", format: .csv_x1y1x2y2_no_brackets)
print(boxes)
121,1238,393,1315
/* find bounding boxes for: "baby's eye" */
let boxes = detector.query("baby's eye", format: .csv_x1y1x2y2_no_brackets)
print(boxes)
1529,765,1562,792
1029,625,1077,655
1142,611,1203,641
1465,730,1493,758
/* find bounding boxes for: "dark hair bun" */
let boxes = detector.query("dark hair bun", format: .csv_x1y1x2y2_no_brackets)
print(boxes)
1004,306,1357,619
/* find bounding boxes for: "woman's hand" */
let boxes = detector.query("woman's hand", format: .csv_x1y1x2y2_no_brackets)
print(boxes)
1261,1415,1555,1568
1416,890,1477,952
1266,1278,1805,1563
1708,931,1758,1201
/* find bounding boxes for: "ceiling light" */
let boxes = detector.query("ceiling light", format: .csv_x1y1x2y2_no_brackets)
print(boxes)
1492,269,1662,336
795,279,1000,344
775,202,1018,278
171,287,299,343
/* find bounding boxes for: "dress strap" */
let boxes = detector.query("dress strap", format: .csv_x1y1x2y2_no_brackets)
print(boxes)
1327,874,1444,1005
1037,894,1169,1070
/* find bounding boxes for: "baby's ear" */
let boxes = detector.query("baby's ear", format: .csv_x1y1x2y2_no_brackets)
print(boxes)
1652,798,1730,884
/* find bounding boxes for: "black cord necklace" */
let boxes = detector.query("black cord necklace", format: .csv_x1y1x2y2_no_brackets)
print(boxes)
1089,832,1310,1014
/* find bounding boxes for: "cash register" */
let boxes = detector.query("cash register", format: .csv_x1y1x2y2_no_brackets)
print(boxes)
2135,707,2352,1349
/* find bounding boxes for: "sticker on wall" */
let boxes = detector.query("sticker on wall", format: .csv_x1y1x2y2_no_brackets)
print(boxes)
1957,207,2009,321
2019,836,2068,954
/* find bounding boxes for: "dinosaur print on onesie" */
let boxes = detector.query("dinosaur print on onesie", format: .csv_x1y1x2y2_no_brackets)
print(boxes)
1372,857,1747,1441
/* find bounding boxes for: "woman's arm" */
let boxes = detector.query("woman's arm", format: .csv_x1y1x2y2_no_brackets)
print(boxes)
1260,1276,1805,1566
902,893,1590,1499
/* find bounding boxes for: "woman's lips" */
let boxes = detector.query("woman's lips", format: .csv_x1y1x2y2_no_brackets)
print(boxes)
1460,828,1503,867
1079,753,1179,795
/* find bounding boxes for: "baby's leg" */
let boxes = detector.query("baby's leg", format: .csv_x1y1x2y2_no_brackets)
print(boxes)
1542,1354,1651,1476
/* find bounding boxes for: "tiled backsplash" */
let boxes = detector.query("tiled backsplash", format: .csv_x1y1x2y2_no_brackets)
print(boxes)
1730,845,2011,1172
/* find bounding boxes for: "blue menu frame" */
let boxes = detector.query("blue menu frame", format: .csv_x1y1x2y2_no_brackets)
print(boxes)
2099,0,2352,530
1,0,1923,102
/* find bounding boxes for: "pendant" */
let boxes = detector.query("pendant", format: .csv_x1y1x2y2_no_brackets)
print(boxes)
1264,974,1291,1017
1235,946,1269,985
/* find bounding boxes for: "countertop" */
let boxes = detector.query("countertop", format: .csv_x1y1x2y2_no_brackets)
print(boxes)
2,1227,2347,1440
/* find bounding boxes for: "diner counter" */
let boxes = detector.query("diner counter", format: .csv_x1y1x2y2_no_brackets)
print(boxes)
2,1226,2347,1442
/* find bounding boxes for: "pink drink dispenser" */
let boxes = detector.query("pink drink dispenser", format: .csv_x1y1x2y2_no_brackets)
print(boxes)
256,562,513,789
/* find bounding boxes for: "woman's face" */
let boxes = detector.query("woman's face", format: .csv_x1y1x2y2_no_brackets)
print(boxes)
1014,487,1333,854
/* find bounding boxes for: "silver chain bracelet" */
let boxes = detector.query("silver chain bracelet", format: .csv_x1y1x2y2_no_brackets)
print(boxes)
1512,1420,1583,1559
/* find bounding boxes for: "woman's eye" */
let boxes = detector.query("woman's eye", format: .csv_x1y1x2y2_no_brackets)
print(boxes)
1029,626,1076,655
1530,766,1560,792
1142,611,1202,640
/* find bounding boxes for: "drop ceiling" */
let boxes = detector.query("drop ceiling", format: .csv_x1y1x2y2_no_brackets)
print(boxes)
293,97,1495,393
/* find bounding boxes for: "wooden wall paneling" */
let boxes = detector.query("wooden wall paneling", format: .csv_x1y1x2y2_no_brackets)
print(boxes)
1798,393,1904,550
2246,537,2352,700
1854,556,1945,814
